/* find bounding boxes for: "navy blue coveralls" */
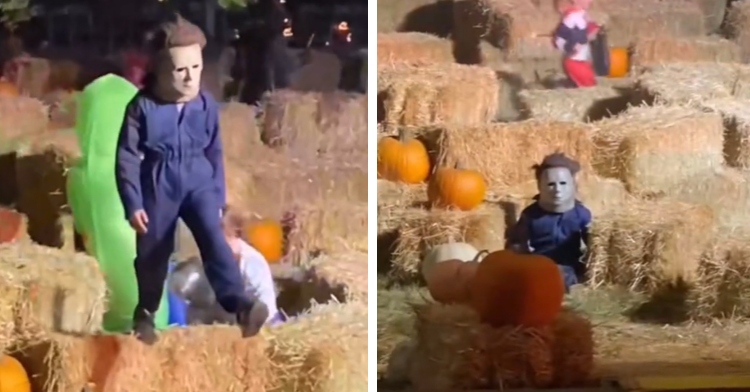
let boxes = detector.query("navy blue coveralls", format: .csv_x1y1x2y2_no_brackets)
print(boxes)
115,89,251,323
508,199,592,292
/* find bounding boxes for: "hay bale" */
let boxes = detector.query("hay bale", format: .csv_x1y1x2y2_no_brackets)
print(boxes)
519,85,632,122
0,96,49,206
390,204,506,283
692,228,750,320
592,105,724,195
15,129,80,247
220,101,261,163
636,62,750,106
588,200,716,294
377,32,454,66
261,90,367,162
408,303,594,390
434,121,595,188
0,241,105,337
378,63,499,132
43,90,80,131
726,0,750,62
632,36,741,70
267,302,367,392
377,181,428,234
10,326,269,392
289,202,368,263
663,167,750,231
593,0,705,47
377,283,431,376
300,251,368,306
701,98,750,169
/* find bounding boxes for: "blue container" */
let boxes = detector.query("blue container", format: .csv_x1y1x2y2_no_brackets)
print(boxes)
167,260,188,327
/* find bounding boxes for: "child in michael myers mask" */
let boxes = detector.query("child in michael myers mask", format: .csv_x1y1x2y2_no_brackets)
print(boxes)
507,153,592,292
115,15,269,344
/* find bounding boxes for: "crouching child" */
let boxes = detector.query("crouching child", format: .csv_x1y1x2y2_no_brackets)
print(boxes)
507,153,592,292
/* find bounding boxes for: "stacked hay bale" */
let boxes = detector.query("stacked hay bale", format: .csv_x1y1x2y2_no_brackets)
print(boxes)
725,0,750,62
267,302,367,392
377,33,455,66
378,63,499,132
630,36,741,70
408,304,594,390
518,85,633,122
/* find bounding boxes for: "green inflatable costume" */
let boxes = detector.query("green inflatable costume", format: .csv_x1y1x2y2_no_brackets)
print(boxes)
67,74,169,333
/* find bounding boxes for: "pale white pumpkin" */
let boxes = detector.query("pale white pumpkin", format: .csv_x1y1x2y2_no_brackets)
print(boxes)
421,242,481,282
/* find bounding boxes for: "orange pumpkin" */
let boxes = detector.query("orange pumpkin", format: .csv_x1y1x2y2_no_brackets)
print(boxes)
608,47,629,78
377,129,430,184
0,355,30,391
426,259,479,304
246,219,284,264
0,80,19,97
428,164,487,211
0,207,24,244
469,250,564,328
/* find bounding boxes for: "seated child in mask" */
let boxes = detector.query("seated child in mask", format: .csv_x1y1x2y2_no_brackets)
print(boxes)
223,208,285,326
507,153,592,292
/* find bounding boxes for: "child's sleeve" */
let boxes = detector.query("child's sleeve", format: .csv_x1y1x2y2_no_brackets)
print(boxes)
579,204,592,247
553,20,578,55
205,102,227,210
506,211,531,252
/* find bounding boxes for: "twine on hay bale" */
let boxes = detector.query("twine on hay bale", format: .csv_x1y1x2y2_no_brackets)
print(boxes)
519,85,632,122
219,101,261,163
377,33,455,67
592,105,724,196
408,303,594,391
0,241,106,337
267,301,367,392
377,63,499,132
725,0,750,62
432,120,594,188
0,96,49,206
15,129,80,248
691,228,750,320
588,200,716,295
390,204,506,283
701,98,750,170
636,62,750,106
260,89,367,161
663,167,750,231
631,36,740,70
9,326,269,392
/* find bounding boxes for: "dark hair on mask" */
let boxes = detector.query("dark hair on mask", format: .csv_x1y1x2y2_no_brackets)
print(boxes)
147,13,207,53
532,152,581,180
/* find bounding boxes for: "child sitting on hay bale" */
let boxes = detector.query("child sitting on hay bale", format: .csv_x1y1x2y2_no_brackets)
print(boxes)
553,0,600,87
507,153,591,292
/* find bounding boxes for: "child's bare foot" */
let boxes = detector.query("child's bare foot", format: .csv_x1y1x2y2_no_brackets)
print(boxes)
237,301,269,338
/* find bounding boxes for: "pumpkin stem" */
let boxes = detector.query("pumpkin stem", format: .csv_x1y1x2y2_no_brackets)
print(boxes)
398,128,410,143
472,249,490,263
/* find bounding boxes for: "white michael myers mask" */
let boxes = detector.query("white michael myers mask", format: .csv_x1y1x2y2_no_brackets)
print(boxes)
537,166,577,213
156,43,203,102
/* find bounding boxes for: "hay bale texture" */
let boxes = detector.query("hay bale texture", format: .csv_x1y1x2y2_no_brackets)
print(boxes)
636,62,750,106
408,303,594,390
701,98,750,170
0,242,106,342
302,251,368,305
378,63,499,132
389,203,506,283
519,85,632,122
15,129,80,248
267,302,367,392
592,105,724,195
261,90,367,163
433,121,595,188
377,33,455,66
588,200,715,294
9,326,269,392
631,36,741,69
219,101,261,163
377,0,453,35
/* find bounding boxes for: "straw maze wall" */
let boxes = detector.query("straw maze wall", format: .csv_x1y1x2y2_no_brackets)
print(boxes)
0,82,368,391
377,0,750,322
